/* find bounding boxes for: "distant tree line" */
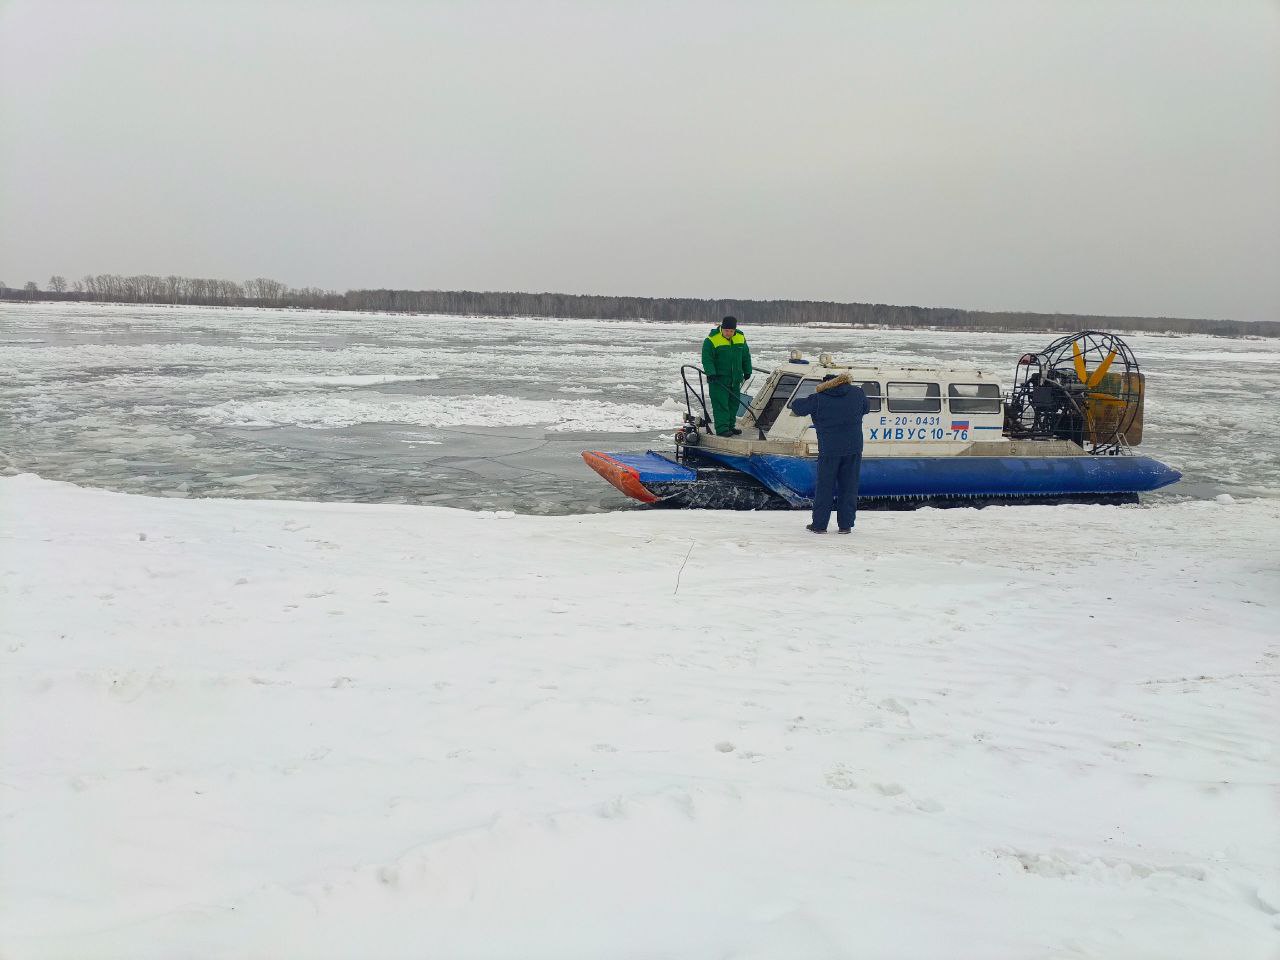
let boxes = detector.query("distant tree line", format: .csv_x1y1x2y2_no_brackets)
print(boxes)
337,289,1279,337
0,274,329,305
1,273,1275,338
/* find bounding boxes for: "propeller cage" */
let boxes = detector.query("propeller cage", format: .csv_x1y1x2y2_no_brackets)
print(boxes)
1004,331,1144,453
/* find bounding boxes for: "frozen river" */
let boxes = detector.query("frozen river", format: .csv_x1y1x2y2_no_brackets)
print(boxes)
2,302,1277,512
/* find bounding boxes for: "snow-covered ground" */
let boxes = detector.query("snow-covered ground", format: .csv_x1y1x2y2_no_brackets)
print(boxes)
2,474,1277,958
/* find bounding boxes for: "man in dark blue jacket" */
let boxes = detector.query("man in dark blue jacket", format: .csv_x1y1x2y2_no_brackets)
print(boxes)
789,373,870,534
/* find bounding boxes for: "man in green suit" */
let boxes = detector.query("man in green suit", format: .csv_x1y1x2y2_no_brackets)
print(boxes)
701,316,752,436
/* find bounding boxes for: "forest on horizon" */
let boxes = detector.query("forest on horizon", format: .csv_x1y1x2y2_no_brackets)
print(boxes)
1,273,1275,338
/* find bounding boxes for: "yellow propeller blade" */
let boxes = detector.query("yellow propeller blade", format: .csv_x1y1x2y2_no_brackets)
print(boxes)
1072,341,1087,382
1086,349,1117,388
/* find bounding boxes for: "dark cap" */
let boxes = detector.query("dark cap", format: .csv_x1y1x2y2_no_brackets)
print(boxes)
720,316,737,329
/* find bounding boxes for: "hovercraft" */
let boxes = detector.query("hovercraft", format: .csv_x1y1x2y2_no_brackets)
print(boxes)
583,331,1182,509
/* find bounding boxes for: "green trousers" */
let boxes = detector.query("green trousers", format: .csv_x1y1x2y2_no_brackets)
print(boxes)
708,377,739,435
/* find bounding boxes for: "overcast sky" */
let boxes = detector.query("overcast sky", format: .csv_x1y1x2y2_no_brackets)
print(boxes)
1,0,1276,321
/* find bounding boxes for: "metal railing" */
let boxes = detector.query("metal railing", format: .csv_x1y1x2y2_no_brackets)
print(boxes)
680,365,713,431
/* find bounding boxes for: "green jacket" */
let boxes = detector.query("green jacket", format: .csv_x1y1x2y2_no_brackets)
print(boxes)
701,327,752,382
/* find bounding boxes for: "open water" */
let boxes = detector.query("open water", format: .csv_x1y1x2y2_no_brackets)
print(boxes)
2,302,1277,513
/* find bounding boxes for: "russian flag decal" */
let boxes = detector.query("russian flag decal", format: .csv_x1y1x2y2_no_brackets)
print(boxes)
951,420,969,431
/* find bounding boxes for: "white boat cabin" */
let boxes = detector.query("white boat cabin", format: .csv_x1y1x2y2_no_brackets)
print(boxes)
734,352,1009,457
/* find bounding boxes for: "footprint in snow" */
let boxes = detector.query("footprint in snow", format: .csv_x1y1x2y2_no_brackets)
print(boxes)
825,763,856,790
598,796,628,819
871,781,944,812
1255,883,1280,915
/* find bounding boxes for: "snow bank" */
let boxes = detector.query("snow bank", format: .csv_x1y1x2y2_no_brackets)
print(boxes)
1,476,1277,959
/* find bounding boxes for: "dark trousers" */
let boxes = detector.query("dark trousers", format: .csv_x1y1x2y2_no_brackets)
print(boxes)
812,452,862,531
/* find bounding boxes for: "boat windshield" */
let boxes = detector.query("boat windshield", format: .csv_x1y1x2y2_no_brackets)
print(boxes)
791,380,819,406
796,378,882,412
753,374,801,432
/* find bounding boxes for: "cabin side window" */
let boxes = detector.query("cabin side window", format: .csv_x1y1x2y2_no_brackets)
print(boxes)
948,383,1002,414
862,381,882,413
752,374,801,432
886,382,941,413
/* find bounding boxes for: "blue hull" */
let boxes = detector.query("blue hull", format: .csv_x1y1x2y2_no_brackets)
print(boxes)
707,451,1182,504
584,448,1181,508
